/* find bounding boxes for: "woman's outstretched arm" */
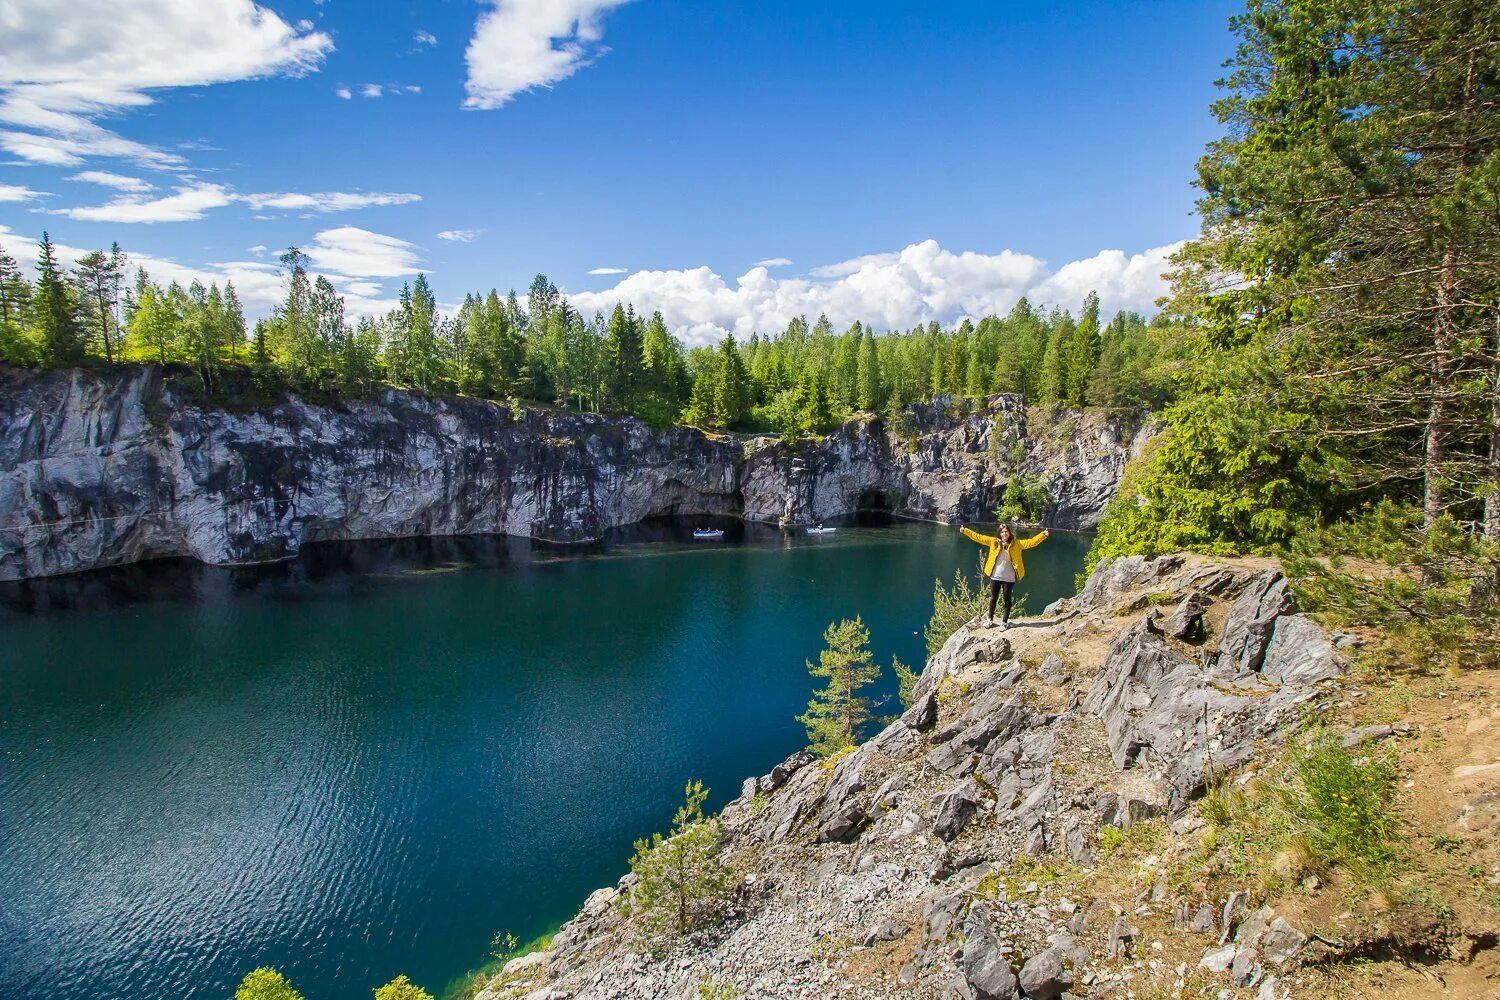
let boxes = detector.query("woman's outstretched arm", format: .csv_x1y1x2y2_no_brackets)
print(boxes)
959,525,993,546
1017,528,1050,550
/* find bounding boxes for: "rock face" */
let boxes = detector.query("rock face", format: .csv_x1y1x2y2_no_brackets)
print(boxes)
0,366,1150,581
476,553,1349,1000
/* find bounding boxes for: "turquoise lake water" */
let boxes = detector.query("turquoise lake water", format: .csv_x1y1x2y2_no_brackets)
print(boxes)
0,519,1090,1000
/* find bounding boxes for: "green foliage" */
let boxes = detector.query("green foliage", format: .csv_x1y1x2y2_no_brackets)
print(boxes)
893,656,918,710
234,968,305,1000
696,977,740,1000
623,781,733,948
798,617,882,756
1199,735,1400,890
925,570,983,656
1284,501,1500,671
373,975,434,1000
996,472,1050,524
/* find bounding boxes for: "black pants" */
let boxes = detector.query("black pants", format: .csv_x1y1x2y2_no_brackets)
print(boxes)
988,579,1014,621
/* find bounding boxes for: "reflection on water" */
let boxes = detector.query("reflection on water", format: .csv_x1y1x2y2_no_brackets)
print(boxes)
0,518,1091,1000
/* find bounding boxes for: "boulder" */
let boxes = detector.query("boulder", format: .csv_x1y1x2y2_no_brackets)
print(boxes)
1217,570,1296,674
902,690,939,731
860,917,909,946
1017,947,1073,1000
1035,653,1070,685
1160,590,1212,638
963,902,1020,1000
1261,614,1346,685
1077,554,1184,611
933,780,981,841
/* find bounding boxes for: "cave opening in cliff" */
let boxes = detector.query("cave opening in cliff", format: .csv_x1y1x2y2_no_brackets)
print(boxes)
854,489,898,525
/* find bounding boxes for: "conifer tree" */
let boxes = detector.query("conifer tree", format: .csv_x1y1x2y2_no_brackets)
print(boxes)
234,968,304,1000
624,780,731,946
34,232,83,365
798,616,881,757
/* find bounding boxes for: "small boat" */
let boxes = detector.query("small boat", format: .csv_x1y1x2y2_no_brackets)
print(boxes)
692,528,725,540
805,525,837,535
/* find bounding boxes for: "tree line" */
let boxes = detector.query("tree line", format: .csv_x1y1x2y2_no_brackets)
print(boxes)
0,236,1168,439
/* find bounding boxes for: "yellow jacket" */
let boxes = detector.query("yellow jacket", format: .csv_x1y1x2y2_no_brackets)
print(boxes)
960,526,1048,580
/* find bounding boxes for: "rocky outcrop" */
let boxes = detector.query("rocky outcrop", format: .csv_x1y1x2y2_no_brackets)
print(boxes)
477,554,1350,1000
0,366,1150,581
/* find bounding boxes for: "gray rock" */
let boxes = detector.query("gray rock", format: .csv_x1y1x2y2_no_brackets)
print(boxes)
1188,903,1217,935
1077,554,1185,612
1106,918,1137,959
902,690,939,731
1261,614,1346,685
933,780,981,841
963,902,1021,1000
1160,590,1212,638
1036,653,1071,685
1017,947,1073,1000
1220,891,1250,944
860,917,910,946
1217,570,1296,674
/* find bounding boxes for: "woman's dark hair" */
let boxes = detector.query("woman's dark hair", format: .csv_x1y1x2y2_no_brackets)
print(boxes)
998,523,1015,543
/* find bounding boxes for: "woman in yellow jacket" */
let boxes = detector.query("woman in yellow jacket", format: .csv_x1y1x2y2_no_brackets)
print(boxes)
959,523,1049,629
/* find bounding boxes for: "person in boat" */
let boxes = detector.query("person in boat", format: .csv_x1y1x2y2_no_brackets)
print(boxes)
958,522,1049,629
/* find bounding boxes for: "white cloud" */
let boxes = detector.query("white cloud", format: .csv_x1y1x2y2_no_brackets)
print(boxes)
0,0,332,166
0,222,405,319
58,182,235,223
0,183,46,202
464,0,632,110
567,239,1181,346
403,85,422,95
753,257,792,269
66,169,153,193
415,30,438,46
587,266,627,275
305,225,423,279
247,244,268,255
244,191,422,213
436,229,479,242
361,83,383,98
335,86,352,100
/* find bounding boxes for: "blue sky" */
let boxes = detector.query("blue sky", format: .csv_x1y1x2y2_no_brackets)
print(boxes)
0,0,1242,342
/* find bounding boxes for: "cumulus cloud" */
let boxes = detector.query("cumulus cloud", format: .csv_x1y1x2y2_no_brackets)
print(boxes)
305,225,423,279
361,83,384,98
464,0,632,110
753,257,792,269
587,266,627,275
58,182,235,223
335,86,352,100
0,184,46,202
243,190,422,213
0,222,407,318
437,229,479,242
67,170,153,193
414,30,438,46
0,0,332,167
568,239,1181,346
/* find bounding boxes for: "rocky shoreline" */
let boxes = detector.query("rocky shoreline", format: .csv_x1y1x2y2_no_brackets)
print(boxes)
0,365,1150,581
475,554,1402,1000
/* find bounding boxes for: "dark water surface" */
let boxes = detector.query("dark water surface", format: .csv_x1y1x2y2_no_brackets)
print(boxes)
0,520,1090,1000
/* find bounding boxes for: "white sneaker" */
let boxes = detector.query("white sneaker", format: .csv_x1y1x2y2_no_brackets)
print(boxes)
999,619,1010,631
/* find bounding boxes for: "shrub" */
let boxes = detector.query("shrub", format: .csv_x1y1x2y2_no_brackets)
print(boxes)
623,781,733,948
1284,501,1500,672
893,656,918,710
374,975,434,1000
234,969,304,1000
926,570,983,655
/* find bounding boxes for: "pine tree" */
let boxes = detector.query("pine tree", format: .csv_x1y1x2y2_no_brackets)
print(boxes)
606,303,644,412
623,781,732,947
34,232,83,365
373,975,434,1000
234,968,304,1000
1065,292,1101,406
713,335,750,427
856,330,882,410
798,617,881,756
